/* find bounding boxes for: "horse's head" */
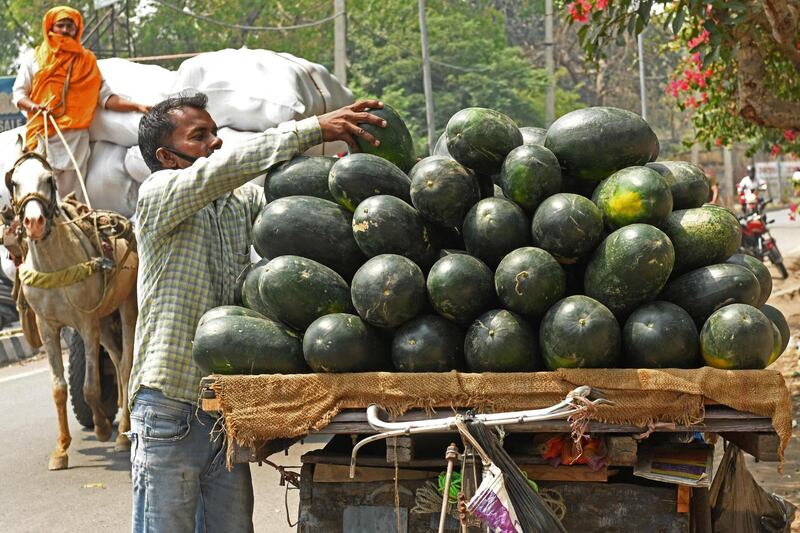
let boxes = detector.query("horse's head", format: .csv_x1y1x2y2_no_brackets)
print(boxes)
5,135,58,241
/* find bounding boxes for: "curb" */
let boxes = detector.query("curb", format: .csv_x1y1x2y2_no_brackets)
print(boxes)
0,326,38,367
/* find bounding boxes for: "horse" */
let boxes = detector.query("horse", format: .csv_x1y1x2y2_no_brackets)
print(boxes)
5,136,138,470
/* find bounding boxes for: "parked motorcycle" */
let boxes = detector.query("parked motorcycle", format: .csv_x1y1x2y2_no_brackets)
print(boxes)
738,195,789,279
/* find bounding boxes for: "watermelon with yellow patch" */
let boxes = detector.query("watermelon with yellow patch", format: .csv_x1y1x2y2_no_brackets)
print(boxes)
592,166,673,230
700,304,773,369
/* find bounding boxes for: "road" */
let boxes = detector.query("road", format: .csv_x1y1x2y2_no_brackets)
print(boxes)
1,208,797,533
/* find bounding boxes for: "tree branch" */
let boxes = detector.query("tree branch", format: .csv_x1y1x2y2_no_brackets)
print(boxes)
736,31,800,129
761,0,800,68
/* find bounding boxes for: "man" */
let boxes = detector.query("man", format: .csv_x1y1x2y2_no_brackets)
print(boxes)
130,91,385,532
737,165,767,212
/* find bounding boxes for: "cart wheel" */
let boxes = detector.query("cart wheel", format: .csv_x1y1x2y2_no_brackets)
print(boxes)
65,329,118,429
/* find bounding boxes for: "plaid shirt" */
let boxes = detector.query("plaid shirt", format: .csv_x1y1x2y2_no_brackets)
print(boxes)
129,117,322,406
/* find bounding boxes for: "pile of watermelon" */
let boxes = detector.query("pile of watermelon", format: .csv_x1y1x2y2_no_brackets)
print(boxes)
193,105,790,375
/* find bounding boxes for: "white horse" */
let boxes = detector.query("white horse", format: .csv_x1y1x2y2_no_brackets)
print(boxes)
6,136,138,470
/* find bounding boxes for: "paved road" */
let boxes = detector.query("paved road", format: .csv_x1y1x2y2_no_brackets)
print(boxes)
1,208,797,533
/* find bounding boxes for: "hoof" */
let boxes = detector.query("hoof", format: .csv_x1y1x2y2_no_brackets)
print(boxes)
95,421,113,442
114,433,131,453
48,453,68,471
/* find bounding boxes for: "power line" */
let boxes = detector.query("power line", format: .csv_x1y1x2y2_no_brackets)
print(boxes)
149,0,342,31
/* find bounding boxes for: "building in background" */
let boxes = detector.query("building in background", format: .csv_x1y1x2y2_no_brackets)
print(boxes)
0,76,24,133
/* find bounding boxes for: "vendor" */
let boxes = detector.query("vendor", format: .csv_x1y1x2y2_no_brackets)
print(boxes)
12,6,150,197
130,92,385,532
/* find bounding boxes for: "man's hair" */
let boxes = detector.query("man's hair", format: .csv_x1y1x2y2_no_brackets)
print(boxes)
138,91,209,172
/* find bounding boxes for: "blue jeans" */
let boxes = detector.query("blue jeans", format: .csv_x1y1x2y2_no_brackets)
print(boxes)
129,388,254,533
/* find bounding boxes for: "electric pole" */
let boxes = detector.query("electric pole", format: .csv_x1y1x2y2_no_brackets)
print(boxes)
418,0,436,154
637,31,647,121
334,0,347,85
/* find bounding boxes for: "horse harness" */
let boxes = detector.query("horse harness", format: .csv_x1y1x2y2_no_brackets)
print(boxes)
4,151,60,240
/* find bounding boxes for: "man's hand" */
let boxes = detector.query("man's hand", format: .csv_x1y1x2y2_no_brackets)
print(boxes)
318,100,386,151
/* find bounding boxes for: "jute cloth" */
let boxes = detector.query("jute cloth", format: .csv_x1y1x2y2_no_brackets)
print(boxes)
210,367,792,461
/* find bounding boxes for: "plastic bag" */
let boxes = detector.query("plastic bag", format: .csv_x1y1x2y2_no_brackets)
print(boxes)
710,443,796,532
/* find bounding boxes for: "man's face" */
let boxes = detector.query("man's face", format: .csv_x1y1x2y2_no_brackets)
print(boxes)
52,18,78,38
155,106,223,170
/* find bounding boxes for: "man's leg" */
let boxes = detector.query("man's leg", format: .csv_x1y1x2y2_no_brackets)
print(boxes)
130,389,217,533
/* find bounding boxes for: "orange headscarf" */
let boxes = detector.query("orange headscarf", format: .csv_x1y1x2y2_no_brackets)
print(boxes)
25,6,102,149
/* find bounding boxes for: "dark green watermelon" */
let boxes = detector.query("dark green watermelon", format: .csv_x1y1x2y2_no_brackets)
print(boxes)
646,161,709,209
264,156,336,202
700,304,773,369
240,259,279,320
409,157,480,227
258,255,353,330
519,126,547,146
560,173,600,198
303,313,390,372
463,198,531,268
660,263,761,326
476,173,497,199
539,295,622,369
761,304,790,355
464,309,539,372
531,193,604,265
593,166,673,230
433,131,451,157
726,254,772,307
661,206,742,276
351,254,426,328
328,153,411,211
355,104,416,172
494,247,565,318
768,322,784,366
622,301,700,368
253,196,365,280
352,195,440,269
427,254,495,324
498,144,562,215
445,108,523,174
193,309,308,375
197,305,267,327
584,224,675,318
545,107,659,181
391,315,465,372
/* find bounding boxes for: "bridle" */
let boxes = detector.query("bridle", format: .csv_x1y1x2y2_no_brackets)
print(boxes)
5,151,60,240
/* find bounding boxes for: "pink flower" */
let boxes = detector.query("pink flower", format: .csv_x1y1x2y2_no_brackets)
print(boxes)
688,30,710,49
691,52,701,64
595,0,609,9
567,2,590,23
700,92,708,104
715,138,723,146
684,96,698,108
784,130,797,142
771,144,781,157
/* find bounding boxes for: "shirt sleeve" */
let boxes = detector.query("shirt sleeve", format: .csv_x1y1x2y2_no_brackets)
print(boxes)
12,51,35,109
136,116,321,243
98,77,114,108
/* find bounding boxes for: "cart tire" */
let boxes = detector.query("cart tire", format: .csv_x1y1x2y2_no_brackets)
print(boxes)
65,329,118,429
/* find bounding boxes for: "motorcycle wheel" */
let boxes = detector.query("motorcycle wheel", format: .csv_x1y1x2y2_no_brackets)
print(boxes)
768,247,789,279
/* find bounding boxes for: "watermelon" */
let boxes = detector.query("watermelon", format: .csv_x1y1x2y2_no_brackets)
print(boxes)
531,193,604,265
303,313,390,372
240,259,279,320
257,255,353,330
351,254,426,328
464,309,539,372
584,224,675,318
726,253,772,307
561,173,599,198
445,107,523,174
646,161,709,209
352,195,440,269
197,305,267,327
622,302,700,368
498,144,562,215
519,126,547,146
768,322,784,366
661,206,742,276
328,153,411,211
264,156,336,202
253,196,365,280
433,131,451,157
193,309,308,375
391,315,465,372
409,157,480,227
494,247,565,318
544,107,659,181
592,166,673,230
700,304,774,369
463,198,531,268
539,295,622,369
761,304,790,355
476,173,498,199
660,263,760,326
427,254,495,324
355,104,416,172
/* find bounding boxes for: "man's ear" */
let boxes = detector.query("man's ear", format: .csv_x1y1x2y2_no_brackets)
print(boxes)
155,147,177,169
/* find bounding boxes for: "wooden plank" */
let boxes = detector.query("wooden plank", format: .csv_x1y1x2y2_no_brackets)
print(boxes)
313,463,437,483
520,464,614,482
721,432,781,462
606,436,638,466
677,485,691,514
201,397,220,412
690,487,713,533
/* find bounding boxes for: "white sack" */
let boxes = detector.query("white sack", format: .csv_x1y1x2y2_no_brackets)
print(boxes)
124,145,152,183
0,126,25,208
85,141,139,217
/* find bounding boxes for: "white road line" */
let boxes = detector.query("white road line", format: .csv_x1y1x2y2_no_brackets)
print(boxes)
0,365,50,384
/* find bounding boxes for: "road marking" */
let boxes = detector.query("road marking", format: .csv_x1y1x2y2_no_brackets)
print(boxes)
0,365,50,384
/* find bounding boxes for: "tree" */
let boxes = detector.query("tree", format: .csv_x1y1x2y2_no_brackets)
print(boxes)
562,0,800,156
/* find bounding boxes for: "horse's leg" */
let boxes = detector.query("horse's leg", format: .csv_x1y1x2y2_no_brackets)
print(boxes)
80,322,112,442
117,295,137,452
38,320,70,470
99,313,129,452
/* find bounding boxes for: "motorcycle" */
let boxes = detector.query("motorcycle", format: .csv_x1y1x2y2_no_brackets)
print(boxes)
737,194,789,279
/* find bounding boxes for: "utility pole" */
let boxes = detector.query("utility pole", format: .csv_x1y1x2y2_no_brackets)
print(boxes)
545,0,555,126
418,0,436,154
334,0,347,85
637,31,647,121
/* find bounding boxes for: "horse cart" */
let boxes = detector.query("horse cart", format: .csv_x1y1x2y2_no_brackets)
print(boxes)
199,367,794,532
